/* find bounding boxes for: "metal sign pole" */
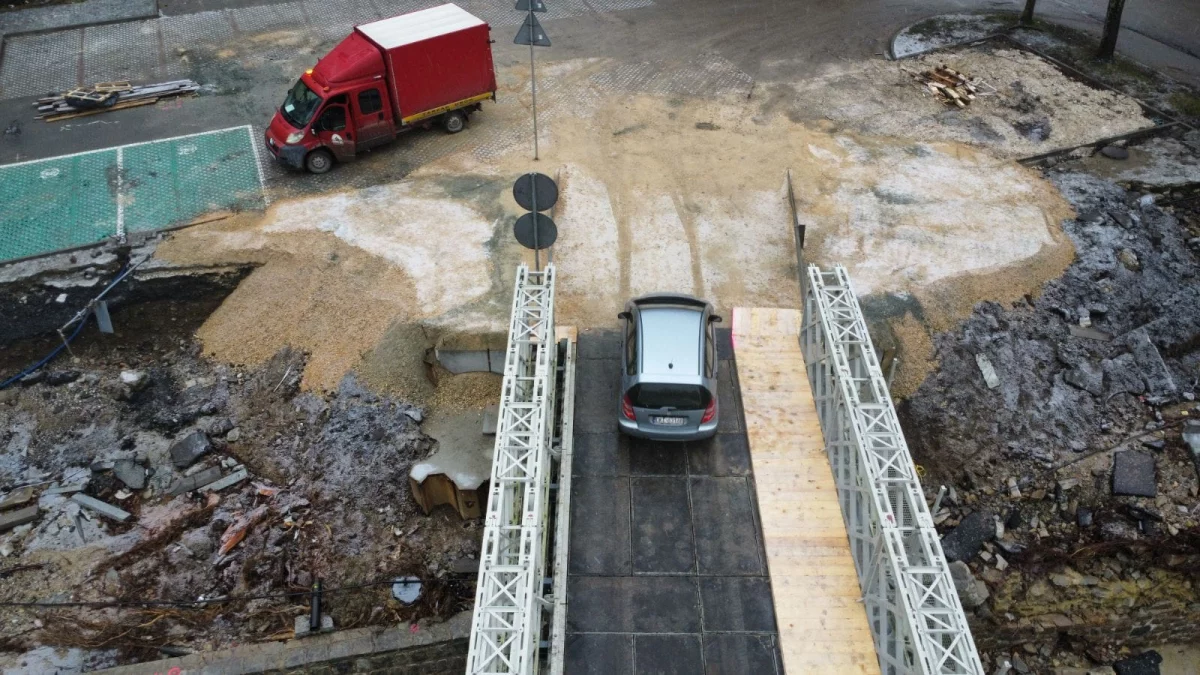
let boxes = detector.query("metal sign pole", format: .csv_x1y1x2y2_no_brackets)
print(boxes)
529,5,539,161
531,173,540,268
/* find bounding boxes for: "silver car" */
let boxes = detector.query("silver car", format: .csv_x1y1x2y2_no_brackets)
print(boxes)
617,293,721,441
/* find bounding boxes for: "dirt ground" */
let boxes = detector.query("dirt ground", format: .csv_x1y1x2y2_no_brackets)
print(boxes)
153,41,1151,398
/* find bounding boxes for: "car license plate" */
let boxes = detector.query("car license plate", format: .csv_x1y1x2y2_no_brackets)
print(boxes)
651,416,686,426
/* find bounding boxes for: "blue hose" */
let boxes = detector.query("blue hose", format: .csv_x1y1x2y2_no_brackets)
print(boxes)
0,264,135,390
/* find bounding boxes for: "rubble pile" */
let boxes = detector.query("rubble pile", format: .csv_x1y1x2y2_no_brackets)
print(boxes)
900,166,1200,671
0,297,477,665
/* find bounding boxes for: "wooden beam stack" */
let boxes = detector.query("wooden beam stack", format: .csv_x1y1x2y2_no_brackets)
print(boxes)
919,66,979,108
34,79,201,122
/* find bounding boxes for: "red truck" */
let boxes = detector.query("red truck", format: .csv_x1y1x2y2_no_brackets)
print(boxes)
264,4,497,173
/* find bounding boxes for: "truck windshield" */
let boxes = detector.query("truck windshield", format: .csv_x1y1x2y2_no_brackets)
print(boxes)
280,80,323,128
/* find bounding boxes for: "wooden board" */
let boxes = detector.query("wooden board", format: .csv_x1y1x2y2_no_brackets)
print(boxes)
733,307,880,675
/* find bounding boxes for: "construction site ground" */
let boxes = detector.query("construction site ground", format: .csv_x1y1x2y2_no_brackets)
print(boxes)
2,0,1200,673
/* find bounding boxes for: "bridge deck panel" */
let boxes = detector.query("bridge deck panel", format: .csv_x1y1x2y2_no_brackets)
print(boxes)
733,306,880,675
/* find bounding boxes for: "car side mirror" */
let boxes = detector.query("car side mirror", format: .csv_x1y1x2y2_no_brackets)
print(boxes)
709,315,723,323
618,311,631,320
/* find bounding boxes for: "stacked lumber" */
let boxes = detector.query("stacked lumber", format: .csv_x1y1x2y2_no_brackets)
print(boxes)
34,79,200,122
919,66,979,108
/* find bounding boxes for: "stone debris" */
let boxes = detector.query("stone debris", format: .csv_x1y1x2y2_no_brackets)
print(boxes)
975,353,1000,389
940,510,995,562
168,466,224,496
169,430,212,469
949,560,990,608
1111,450,1157,497
0,486,35,511
69,494,131,523
111,459,146,490
201,467,248,493
0,505,40,532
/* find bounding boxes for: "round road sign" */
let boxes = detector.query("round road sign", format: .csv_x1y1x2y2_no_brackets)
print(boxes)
514,213,558,250
512,172,558,212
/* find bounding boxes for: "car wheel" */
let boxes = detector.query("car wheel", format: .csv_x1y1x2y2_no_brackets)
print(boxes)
442,111,465,134
305,149,334,174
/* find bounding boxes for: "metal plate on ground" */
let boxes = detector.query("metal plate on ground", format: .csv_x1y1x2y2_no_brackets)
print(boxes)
512,172,558,212
514,213,557,250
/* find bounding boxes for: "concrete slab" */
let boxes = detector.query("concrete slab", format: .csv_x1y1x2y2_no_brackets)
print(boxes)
699,577,777,632
578,330,621,361
566,576,701,633
634,634,702,674
569,476,631,575
564,633,633,674
574,358,621,434
690,477,764,575
631,477,695,574
168,466,224,496
686,433,751,477
572,432,630,477
704,634,781,675
628,438,687,476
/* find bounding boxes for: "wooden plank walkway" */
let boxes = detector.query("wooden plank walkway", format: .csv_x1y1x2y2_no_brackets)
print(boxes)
733,307,880,675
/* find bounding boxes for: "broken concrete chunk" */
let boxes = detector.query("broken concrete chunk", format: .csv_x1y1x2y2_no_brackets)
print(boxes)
0,505,40,532
0,486,35,511
169,431,211,469
202,417,234,437
112,459,146,490
119,370,148,391
1063,361,1104,396
1182,421,1200,460
404,408,424,423
1112,450,1156,497
941,511,995,562
948,560,989,608
1117,248,1140,271
225,428,241,443
70,494,131,523
975,353,1000,389
168,467,224,496
201,468,249,493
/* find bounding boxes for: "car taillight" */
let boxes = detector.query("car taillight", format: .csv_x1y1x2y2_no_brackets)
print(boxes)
621,394,636,421
700,398,716,424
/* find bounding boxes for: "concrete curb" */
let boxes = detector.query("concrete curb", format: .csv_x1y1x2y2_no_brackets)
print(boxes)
886,11,1018,61
91,610,472,674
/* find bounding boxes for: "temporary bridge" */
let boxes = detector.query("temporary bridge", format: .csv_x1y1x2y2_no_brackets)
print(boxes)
466,261,982,674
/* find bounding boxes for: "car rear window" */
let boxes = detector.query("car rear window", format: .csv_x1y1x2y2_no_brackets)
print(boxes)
629,383,712,411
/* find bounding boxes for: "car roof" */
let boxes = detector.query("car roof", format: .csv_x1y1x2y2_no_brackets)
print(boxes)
638,306,703,376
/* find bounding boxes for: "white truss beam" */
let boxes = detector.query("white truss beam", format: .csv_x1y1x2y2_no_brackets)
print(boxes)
467,264,558,675
801,264,983,675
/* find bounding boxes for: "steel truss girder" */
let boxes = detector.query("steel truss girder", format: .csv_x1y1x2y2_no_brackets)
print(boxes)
467,264,558,675
801,264,983,675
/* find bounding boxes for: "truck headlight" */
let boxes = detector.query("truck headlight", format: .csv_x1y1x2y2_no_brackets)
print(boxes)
285,132,305,144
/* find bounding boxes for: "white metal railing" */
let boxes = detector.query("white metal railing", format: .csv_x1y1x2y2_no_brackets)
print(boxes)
800,264,983,675
467,264,558,675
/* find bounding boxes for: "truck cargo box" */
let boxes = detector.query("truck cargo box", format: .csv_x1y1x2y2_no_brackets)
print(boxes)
355,4,497,125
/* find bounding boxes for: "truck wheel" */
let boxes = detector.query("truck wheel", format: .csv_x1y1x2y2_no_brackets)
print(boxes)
305,149,334,174
442,111,465,134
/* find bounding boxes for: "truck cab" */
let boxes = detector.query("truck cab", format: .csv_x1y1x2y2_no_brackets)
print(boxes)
264,4,495,174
